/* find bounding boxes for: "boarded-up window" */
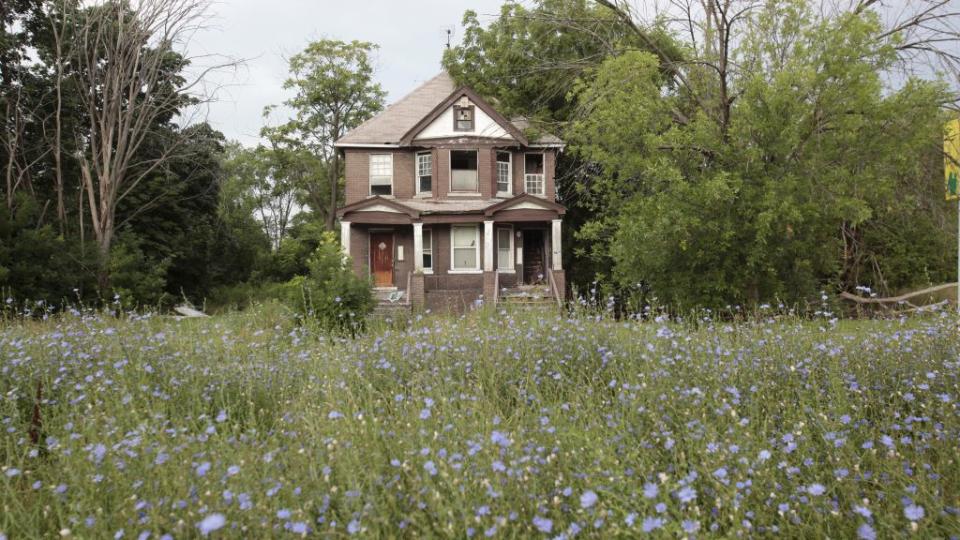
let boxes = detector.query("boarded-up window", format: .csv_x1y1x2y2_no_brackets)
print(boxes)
451,150,478,192
369,154,393,196
452,225,479,270
454,106,474,131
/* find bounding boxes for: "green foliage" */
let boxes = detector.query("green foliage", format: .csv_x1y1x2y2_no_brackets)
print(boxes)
1,308,958,537
280,231,374,335
266,39,386,228
562,5,955,309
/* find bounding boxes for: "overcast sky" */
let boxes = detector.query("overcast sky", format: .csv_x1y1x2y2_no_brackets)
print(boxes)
188,0,506,146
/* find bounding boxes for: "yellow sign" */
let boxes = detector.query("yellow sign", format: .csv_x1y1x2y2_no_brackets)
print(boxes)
945,118,960,200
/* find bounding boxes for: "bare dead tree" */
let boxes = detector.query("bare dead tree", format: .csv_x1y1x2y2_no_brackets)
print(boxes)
593,0,960,119
70,0,232,291
44,1,75,234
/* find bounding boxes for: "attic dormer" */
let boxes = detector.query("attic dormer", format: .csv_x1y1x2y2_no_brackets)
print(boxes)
453,97,474,131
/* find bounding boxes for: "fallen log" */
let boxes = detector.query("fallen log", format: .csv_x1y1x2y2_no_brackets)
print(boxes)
839,283,957,305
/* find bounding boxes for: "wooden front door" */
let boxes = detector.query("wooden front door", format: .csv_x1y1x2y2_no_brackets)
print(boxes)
522,229,545,284
370,232,394,287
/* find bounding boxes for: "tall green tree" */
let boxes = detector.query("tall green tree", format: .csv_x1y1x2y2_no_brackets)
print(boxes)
567,3,954,308
268,40,385,230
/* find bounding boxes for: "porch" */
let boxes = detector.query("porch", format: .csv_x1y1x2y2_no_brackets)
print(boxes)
339,219,564,312
337,194,566,312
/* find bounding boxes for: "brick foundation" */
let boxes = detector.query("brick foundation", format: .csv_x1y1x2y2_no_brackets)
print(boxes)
410,272,425,310
483,271,497,306
551,269,566,303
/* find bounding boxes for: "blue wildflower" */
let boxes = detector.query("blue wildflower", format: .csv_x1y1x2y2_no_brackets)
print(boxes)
904,504,924,521
642,517,664,533
533,516,553,534
857,523,877,540
580,490,598,509
197,513,226,536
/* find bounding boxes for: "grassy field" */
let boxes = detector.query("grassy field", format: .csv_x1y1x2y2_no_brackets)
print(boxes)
1,304,958,538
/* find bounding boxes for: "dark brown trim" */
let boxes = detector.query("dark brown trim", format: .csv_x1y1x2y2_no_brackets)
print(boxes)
400,86,529,146
493,209,562,222
336,195,420,218
421,214,486,224
342,211,415,225
410,137,520,148
484,193,566,217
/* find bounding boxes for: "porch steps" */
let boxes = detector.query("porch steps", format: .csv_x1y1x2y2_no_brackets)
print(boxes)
497,285,559,310
373,289,411,317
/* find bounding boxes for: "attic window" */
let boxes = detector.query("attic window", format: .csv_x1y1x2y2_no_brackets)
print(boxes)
454,105,474,131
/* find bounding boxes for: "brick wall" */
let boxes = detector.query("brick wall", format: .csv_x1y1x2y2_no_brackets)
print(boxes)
343,147,556,205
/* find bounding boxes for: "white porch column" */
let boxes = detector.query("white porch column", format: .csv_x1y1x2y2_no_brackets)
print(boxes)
483,220,494,272
340,221,351,257
413,222,424,272
551,218,563,270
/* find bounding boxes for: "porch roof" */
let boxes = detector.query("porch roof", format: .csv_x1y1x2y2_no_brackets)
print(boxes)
338,194,565,223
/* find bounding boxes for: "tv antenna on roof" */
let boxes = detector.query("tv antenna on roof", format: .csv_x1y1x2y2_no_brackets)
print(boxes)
442,26,455,49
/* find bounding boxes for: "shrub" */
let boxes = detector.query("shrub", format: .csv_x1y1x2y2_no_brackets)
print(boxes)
282,231,374,335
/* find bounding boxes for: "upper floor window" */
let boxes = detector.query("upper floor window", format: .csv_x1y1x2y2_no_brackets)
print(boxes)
454,105,474,131
369,154,393,196
416,151,432,194
496,151,512,195
450,150,478,192
524,153,544,196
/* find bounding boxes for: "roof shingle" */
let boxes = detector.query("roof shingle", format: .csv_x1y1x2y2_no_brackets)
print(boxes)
335,72,563,147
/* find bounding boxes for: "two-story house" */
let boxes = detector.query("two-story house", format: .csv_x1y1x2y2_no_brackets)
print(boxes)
335,72,565,311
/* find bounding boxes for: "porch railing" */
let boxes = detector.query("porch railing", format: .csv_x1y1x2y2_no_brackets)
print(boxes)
493,269,499,306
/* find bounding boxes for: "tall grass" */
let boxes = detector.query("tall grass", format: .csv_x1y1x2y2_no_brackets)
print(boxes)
1,304,958,538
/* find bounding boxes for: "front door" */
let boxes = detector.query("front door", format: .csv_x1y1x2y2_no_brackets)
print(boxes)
370,232,394,288
522,229,545,284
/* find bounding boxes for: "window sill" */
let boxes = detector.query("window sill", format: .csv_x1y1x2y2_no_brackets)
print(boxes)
496,192,513,198
368,194,394,199
420,269,434,274
448,192,481,197
414,192,432,198
447,269,483,275
497,269,516,274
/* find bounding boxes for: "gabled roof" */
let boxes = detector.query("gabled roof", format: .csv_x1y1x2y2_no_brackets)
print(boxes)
335,71,563,148
336,72,457,147
399,86,528,146
336,196,420,218
484,193,566,217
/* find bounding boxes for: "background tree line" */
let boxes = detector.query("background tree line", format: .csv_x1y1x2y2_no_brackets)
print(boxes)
444,0,960,310
0,0,381,312
4,0,959,313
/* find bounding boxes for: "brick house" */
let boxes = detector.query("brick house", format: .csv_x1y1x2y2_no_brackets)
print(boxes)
335,72,565,310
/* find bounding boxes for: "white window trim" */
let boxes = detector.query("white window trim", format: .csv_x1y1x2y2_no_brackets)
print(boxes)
496,224,515,272
524,152,546,197
450,224,481,272
449,149,479,193
422,228,434,274
415,151,432,196
496,151,513,197
369,153,394,196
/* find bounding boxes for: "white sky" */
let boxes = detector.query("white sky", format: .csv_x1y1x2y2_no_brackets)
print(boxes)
188,0,506,146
